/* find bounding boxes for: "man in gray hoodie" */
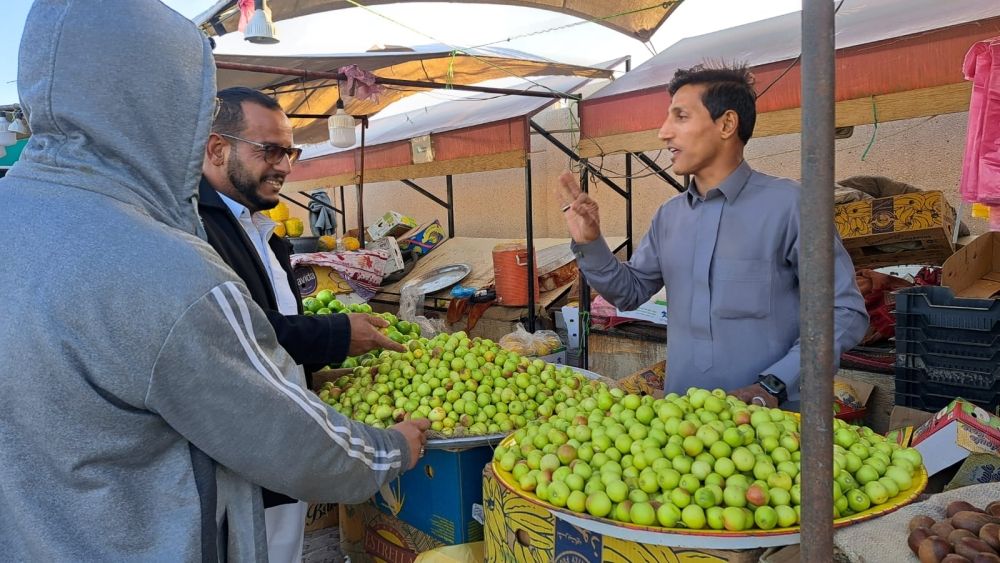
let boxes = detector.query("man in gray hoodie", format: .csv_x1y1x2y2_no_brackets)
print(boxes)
0,1,428,560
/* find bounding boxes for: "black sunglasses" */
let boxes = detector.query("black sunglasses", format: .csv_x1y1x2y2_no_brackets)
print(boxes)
218,133,303,165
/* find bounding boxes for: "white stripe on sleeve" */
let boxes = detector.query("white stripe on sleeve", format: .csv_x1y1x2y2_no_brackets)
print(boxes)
209,283,401,471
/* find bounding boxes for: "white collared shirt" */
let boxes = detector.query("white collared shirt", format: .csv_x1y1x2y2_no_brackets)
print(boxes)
217,192,300,318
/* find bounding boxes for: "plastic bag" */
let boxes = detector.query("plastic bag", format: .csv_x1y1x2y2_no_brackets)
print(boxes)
498,323,563,356
413,315,447,339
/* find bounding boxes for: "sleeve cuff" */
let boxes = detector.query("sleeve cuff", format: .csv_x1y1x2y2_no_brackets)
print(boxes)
571,236,617,270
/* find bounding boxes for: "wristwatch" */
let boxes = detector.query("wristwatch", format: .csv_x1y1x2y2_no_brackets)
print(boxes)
757,374,788,404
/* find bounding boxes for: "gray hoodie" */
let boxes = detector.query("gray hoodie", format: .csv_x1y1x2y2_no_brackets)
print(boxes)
0,1,409,561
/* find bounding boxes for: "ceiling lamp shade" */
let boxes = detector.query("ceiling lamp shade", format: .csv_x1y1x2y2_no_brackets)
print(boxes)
8,114,28,135
0,115,16,146
244,1,278,44
328,100,356,148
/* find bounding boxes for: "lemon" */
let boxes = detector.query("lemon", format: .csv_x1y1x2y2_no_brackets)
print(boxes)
318,235,337,251
284,218,304,237
343,236,361,251
273,222,287,238
270,201,290,221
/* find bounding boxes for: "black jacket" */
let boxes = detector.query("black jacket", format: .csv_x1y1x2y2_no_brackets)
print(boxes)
198,178,352,508
198,177,351,373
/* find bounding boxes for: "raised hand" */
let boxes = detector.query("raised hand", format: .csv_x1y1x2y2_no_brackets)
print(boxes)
557,170,602,244
347,313,406,356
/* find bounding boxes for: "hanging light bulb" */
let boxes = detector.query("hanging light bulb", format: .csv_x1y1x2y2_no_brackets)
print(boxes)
328,99,356,148
0,114,17,147
8,112,28,135
244,0,279,44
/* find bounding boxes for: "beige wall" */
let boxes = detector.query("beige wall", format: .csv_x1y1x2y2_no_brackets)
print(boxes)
291,107,983,243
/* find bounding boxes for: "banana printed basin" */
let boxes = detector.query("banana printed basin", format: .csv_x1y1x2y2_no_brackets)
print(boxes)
491,424,928,550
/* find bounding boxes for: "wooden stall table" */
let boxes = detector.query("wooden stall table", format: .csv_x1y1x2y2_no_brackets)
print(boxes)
371,236,625,342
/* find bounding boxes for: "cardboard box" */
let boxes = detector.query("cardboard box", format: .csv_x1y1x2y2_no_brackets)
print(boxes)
339,501,444,563
367,236,405,277
398,220,447,256
368,211,418,241
617,361,666,398
374,445,492,545
293,264,352,298
482,465,765,562
833,376,874,422
304,503,339,532
834,190,955,269
537,244,578,292
414,542,483,563
885,406,933,447
615,289,668,326
533,347,566,365
911,399,1000,476
942,231,1000,298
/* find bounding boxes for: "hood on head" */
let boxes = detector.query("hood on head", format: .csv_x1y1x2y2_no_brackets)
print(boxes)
10,0,217,234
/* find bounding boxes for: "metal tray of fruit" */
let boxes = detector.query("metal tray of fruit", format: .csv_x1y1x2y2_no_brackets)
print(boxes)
400,263,471,295
425,364,610,450
427,433,506,450
491,411,928,549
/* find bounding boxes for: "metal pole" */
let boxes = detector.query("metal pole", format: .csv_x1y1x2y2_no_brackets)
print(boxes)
278,193,311,212
339,186,346,236
446,175,455,238
357,120,366,250
625,57,633,260
625,155,634,260
401,179,449,208
298,191,345,218
633,151,686,192
578,164,591,370
530,120,628,198
524,158,536,333
800,0,836,559
215,61,581,101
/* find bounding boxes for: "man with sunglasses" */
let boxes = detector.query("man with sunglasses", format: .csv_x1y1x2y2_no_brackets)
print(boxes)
198,87,404,562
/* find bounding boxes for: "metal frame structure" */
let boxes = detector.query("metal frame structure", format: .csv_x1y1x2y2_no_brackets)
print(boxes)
215,61,582,102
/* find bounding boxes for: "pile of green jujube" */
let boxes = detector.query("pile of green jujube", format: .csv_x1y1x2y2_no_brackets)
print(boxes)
303,292,422,364
493,387,924,532
318,331,608,437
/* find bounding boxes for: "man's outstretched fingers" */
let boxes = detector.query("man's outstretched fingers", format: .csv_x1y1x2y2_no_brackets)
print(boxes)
558,170,583,202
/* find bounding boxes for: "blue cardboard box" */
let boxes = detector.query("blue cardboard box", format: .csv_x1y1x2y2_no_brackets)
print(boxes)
374,444,493,545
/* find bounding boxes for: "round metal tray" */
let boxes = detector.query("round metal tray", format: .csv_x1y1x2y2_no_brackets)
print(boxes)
401,263,471,295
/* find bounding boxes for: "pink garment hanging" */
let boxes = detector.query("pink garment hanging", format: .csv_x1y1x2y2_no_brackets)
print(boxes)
960,38,1000,207
237,0,254,33
980,42,1000,208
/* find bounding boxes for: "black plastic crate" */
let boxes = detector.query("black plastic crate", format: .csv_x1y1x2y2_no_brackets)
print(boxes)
895,285,1000,336
893,286,1000,413
895,365,1000,414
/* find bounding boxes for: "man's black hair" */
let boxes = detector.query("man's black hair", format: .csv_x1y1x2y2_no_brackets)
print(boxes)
667,65,757,144
212,87,282,136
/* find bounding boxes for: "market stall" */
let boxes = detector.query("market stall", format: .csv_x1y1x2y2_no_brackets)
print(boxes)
201,3,1000,561
282,68,627,336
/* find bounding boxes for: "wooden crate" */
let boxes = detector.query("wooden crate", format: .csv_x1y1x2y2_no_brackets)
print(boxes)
834,190,954,268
